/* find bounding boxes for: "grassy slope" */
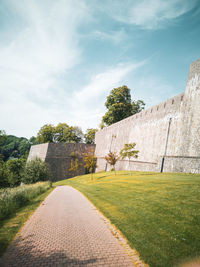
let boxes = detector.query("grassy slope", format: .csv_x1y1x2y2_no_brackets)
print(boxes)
54,171,200,267
0,187,54,257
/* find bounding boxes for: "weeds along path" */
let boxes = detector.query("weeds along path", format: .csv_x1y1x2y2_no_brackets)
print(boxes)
0,186,137,267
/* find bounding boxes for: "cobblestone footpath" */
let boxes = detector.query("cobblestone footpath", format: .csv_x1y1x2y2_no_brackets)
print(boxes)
0,186,135,267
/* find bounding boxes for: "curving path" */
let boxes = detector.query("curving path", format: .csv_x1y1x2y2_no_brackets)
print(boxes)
0,186,135,267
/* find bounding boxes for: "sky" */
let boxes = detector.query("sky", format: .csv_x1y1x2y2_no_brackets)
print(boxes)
0,0,200,138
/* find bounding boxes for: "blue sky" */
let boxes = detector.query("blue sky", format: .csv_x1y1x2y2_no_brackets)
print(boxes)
0,0,200,138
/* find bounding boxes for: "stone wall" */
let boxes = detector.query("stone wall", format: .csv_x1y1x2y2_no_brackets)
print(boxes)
27,143,95,181
95,58,200,173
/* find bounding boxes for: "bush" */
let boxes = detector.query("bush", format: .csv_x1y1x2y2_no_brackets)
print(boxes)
0,181,51,220
0,157,9,188
6,158,25,187
22,158,51,184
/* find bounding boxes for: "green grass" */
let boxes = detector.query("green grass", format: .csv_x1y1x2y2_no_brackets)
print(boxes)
54,171,200,267
0,181,52,220
0,184,53,257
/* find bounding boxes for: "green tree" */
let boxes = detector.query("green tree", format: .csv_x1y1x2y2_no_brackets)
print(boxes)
120,143,139,175
84,128,98,144
0,130,7,145
36,123,84,144
104,151,119,175
83,151,97,180
6,158,25,187
36,124,55,143
102,85,145,126
22,158,50,184
0,156,9,188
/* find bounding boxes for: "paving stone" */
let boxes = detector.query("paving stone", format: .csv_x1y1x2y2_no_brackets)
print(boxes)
0,186,136,267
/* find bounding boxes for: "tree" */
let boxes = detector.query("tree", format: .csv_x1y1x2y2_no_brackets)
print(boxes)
0,156,9,188
36,123,84,144
36,124,54,143
22,158,50,184
83,151,97,180
101,85,145,126
120,143,139,175
0,130,7,145
104,151,119,175
6,158,25,187
84,128,98,144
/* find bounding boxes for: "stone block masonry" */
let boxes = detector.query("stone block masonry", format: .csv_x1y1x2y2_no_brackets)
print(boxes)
28,143,96,181
95,58,200,174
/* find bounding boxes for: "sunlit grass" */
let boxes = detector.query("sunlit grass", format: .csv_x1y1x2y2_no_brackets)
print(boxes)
54,171,200,267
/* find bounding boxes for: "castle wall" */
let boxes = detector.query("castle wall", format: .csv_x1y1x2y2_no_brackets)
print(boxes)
95,58,200,174
27,143,95,181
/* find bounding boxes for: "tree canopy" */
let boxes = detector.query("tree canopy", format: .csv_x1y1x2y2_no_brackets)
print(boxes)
101,85,145,127
84,128,98,144
36,123,84,144
0,134,35,161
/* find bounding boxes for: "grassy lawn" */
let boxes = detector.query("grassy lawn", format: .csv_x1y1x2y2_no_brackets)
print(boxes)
0,187,54,257
54,171,200,267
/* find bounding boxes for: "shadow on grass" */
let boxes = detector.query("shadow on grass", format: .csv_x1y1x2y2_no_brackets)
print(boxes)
0,233,99,267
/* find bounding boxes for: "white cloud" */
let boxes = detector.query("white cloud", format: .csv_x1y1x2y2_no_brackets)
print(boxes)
89,29,127,45
0,0,90,137
66,61,146,130
97,0,197,29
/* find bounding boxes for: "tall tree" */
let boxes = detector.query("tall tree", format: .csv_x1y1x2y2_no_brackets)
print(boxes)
120,143,139,175
101,85,145,126
36,124,55,143
84,128,98,144
36,123,84,144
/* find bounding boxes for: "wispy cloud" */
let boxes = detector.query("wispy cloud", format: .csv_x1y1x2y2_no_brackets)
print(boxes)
97,0,198,29
0,0,89,137
67,61,146,129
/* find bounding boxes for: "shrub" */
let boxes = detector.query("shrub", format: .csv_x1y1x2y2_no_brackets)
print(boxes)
22,158,51,184
6,158,25,187
0,157,9,188
0,181,51,220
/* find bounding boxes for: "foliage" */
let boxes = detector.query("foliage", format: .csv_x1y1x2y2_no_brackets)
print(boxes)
0,157,9,188
84,128,98,144
120,143,139,175
69,152,82,174
6,158,25,187
104,151,119,175
102,85,145,126
36,123,84,144
36,124,55,143
22,158,51,184
0,182,51,221
0,134,35,161
83,151,97,180
54,171,200,267
0,130,7,145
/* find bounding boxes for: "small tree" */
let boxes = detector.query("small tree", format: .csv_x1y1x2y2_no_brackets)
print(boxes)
83,152,97,180
104,152,119,175
69,152,82,176
22,158,50,184
120,143,139,175
6,158,25,187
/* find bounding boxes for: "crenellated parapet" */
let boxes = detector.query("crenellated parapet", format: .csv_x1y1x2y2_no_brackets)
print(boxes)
95,58,200,174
